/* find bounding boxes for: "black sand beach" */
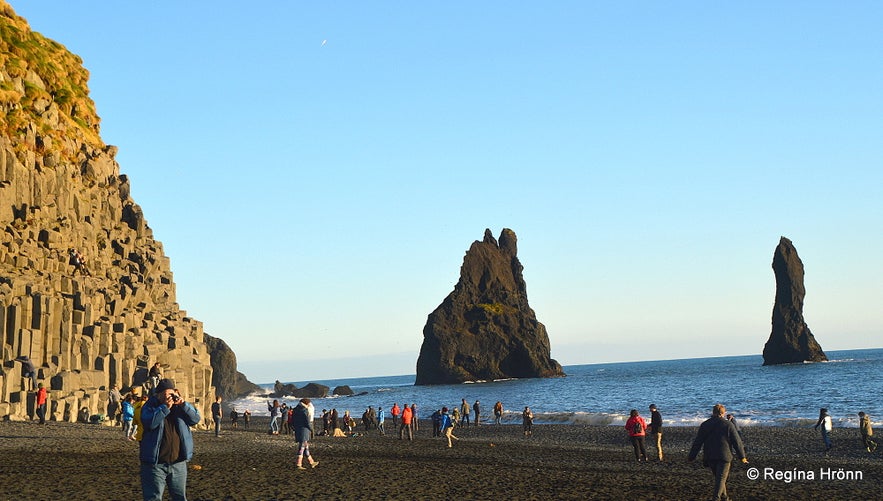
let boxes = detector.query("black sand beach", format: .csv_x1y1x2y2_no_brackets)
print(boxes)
1,417,880,500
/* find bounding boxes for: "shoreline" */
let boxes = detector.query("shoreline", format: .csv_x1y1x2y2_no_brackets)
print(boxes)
1,418,880,500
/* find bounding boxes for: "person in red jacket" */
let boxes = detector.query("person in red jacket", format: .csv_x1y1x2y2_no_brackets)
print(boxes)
625,409,648,462
399,405,413,441
35,383,48,424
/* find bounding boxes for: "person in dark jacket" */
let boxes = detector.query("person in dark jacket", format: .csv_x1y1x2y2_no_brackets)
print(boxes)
139,378,201,501
293,398,319,469
649,404,663,461
688,404,748,501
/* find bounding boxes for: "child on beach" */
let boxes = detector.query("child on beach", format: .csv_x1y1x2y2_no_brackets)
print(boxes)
858,412,877,453
814,407,833,452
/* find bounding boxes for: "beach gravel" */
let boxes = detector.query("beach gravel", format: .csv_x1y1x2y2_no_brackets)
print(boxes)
0,418,880,500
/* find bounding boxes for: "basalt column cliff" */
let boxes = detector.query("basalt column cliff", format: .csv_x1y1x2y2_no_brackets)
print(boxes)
0,3,251,423
762,237,827,365
416,228,564,385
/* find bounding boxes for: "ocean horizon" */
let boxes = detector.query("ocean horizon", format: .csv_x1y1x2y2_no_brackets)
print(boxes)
230,348,883,428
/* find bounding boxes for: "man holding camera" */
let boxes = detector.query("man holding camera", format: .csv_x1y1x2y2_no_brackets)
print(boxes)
139,378,201,501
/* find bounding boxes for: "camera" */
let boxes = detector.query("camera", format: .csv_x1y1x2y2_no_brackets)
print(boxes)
171,394,181,403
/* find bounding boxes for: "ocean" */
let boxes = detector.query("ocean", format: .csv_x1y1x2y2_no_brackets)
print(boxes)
230,348,883,428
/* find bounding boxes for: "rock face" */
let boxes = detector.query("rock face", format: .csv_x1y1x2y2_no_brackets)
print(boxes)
762,237,827,365
0,3,254,424
415,228,564,385
270,381,329,399
203,334,260,403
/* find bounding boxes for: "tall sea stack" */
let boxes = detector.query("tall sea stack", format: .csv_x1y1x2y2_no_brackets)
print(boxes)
762,237,827,365
415,228,564,385
0,3,253,423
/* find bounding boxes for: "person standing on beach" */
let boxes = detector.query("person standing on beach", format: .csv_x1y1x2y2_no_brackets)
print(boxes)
122,394,136,440
493,401,504,425
211,395,223,437
293,398,319,470
410,404,419,433
813,407,833,453
243,409,251,430
440,407,458,448
648,404,663,461
688,403,748,501
400,404,413,440
460,399,471,427
133,394,148,441
473,400,481,426
35,383,48,425
522,406,533,437
139,378,201,501
391,403,400,427
858,412,877,453
625,409,648,462
268,400,281,435
108,385,122,426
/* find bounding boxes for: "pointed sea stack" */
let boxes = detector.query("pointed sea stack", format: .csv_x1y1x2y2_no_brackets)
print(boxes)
762,237,827,365
415,228,564,385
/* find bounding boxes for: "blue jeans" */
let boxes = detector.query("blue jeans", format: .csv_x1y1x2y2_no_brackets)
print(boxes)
821,428,832,450
140,461,187,501
269,416,279,433
213,414,221,436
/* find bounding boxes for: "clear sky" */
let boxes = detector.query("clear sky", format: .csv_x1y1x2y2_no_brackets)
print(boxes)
12,2,882,383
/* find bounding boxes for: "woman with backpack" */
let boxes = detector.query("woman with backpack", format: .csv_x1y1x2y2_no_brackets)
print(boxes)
625,409,648,462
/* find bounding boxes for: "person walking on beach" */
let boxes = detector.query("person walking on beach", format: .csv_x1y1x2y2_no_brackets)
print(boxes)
440,407,459,448
522,406,533,437
122,394,136,440
293,398,319,470
211,395,223,437
400,404,413,440
268,400,281,435
391,403,400,427
473,400,481,426
139,378,201,501
688,404,748,501
493,401,504,425
35,383,48,424
460,399,471,427
813,407,833,453
648,404,663,461
858,411,877,453
625,409,648,462
377,406,385,435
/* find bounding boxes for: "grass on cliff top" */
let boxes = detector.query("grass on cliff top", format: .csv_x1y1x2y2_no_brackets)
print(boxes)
0,5,103,154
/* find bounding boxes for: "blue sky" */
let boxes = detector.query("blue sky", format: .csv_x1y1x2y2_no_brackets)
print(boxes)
12,2,882,383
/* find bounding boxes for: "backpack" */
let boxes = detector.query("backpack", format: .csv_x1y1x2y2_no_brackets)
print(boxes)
632,420,643,435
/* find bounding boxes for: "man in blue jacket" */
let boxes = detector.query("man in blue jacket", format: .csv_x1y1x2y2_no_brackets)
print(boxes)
139,378,201,501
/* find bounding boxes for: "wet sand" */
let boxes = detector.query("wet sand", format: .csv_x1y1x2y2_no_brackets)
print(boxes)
0,417,880,500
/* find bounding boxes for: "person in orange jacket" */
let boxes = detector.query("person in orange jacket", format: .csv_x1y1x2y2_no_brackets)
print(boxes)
399,405,413,440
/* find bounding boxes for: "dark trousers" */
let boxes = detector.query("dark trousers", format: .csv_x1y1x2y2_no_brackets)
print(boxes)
707,460,732,501
630,435,647,461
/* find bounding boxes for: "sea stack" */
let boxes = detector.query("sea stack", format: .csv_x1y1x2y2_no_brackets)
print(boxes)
762,237,827,365
415,228,564,385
